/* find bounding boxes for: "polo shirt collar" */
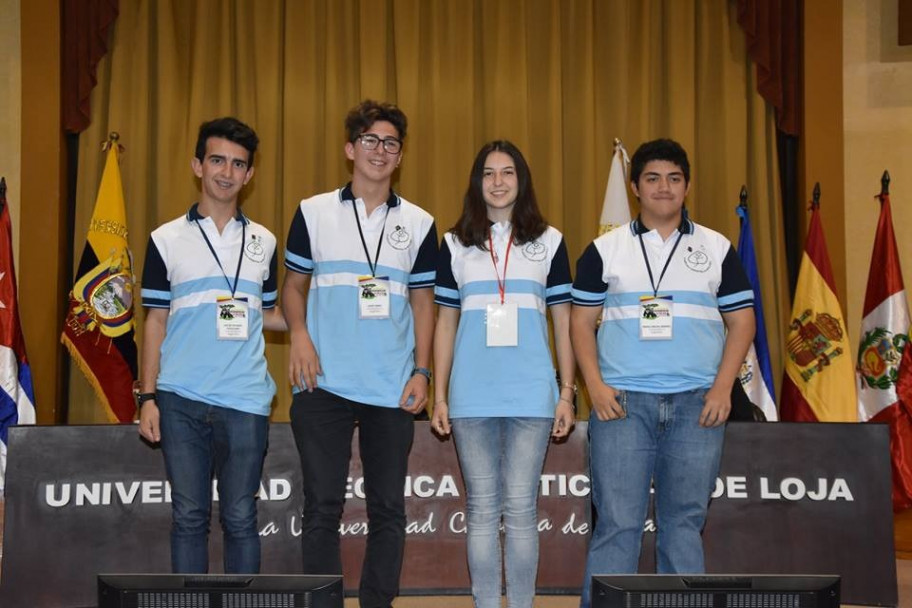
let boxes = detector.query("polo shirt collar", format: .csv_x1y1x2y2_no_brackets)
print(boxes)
340,183,401,208
630,209,693,236
186,202,249,225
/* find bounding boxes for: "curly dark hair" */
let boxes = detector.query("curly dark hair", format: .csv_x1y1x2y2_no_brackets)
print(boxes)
344,99,408,142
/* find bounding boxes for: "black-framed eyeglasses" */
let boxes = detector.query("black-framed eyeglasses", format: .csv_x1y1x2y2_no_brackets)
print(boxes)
357,133,402,154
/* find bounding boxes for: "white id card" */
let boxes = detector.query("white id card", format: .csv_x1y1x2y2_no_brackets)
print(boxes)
358,275,391,319
639,295,673,340
216,296,249,340
486,302,519,347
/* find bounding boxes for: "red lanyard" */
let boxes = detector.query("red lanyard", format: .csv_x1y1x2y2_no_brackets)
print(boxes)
488,229,513,305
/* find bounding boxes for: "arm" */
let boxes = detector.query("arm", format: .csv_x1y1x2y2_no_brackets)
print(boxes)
700,307,756,426
282,270,321,391
570,304,625,421
138,307,168,443
400,287,435,413
550,302,576,438
431,305,460,435
262,305,288,332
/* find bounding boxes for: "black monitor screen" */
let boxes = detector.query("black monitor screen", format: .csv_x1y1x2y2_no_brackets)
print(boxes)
98,573,344,608
592,574,840,608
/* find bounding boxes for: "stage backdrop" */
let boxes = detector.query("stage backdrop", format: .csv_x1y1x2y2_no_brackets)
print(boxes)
0,422,898,607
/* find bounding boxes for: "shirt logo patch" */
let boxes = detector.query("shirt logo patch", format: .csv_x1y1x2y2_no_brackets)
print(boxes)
388,225,412,250
245,234,266,263
683,245,711,273
521,240,548,262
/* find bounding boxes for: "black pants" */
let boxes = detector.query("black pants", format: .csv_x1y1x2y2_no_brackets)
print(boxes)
290,388,414,608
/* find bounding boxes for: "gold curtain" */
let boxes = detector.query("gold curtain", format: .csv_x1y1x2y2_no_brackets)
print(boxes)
70,0,790,423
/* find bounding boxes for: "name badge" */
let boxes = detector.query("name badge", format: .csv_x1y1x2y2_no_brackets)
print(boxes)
216,296,249,340
639,295,673,340
486,302,518,347
359,275,391,319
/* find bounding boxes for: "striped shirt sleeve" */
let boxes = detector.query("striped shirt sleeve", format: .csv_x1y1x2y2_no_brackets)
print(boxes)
434,237,460,309
262,249,278,309
546,237,572,306
284,207,314,274
409,221,438,289
717,245,754,312
571,242,608,307
141,235,171,309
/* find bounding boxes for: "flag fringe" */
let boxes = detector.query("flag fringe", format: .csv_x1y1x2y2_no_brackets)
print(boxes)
60,333,128,424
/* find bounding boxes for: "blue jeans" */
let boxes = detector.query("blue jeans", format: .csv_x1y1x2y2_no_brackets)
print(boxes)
158,390,269,574
290,389,415,608
580,389,724,608
452,417,552,608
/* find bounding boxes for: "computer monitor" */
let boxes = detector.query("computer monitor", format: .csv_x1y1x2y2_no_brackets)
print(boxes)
97,573,344,607
591,574,840,608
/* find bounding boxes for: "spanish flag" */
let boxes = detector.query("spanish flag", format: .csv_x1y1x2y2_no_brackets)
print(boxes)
780,191,857,422
61,134,137,423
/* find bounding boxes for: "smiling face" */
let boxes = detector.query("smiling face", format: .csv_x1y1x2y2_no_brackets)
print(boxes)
630,159,691,229
191,136,254,207
481,151,519,221
345,120,402,187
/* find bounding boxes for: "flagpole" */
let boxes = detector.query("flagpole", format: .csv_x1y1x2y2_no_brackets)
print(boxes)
812,182,821,209
0,177,6,213
881,170,890,198
739,185,748,209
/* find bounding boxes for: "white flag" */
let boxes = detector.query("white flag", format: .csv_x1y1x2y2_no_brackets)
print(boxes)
599,139,630,235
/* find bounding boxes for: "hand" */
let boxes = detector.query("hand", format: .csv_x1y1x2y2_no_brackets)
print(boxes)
700,385,731,427
399,373,428,414
289,329,322,392
431,400,451,436
589,382,625,421
138,401,161,443
551,399,575,439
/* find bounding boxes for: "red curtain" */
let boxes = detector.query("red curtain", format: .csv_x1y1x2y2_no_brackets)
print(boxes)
62,0,119,133
737,0,801,136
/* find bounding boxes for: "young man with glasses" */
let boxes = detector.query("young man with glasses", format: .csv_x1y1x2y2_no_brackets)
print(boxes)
282,99,437,608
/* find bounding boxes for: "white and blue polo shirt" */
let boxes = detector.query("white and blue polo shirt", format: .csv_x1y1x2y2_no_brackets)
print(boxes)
572,215,753,393
284,184,438,408
435,223,572,419
141,203,278,416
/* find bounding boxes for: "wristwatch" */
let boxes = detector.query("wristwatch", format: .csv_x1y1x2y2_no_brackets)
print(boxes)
136,392,157,406
411,367,433,382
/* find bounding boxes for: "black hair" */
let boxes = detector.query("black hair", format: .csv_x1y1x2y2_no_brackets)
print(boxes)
194,117,259,167
629,138,690,185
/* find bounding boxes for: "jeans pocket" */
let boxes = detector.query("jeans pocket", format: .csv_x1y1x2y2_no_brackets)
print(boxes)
616,390,627,415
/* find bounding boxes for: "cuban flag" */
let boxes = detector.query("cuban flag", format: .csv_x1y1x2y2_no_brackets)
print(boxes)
0,178,36,494
736,202,777,420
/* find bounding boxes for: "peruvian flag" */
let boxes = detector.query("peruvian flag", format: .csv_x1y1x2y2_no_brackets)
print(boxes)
856,188,912,511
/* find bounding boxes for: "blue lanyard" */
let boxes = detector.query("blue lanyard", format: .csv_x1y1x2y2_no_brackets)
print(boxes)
352,202,389,278
638,229,683,298
196,219,245,298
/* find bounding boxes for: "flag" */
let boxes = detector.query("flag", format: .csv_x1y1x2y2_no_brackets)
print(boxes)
780,194,857,422
599,139,630,235
896,340,912,510
856,188,912,510
61,135,137,423
0,178,36,493
736,202,778,421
